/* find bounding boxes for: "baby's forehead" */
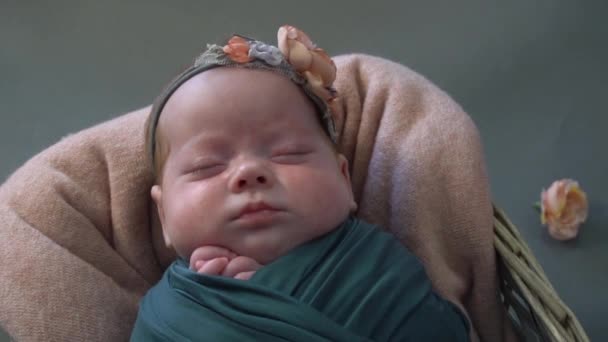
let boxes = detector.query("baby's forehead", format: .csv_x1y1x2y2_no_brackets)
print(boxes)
165,69,301,117
174,68,294,95
162,69,313,119
158,70,328,143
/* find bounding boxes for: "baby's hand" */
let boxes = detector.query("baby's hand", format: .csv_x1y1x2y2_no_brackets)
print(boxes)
189,246,262,280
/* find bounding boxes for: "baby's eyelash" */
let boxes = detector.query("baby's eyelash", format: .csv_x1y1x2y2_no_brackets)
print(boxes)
273,145,312,155
270,149,312,164
195,164,222,170
276,150,306,155
185,162,226,178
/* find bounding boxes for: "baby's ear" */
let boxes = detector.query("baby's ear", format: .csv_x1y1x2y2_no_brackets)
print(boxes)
337,154,358,212
151,185,172,247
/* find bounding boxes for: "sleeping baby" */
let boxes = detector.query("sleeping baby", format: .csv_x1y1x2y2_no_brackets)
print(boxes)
131,25,470,341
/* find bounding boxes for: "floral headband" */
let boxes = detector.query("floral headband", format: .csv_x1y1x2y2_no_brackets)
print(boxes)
148,25,339,165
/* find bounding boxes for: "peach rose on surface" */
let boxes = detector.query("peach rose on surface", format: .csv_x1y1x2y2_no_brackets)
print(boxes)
540,179,589,240
277,25,337,102
223,36,252,63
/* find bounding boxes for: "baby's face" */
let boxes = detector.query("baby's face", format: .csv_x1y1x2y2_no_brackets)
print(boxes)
152,68,356,264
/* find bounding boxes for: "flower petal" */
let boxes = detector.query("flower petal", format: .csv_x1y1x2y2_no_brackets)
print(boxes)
277,26,290,58
287,40,313,71
310,50,337,86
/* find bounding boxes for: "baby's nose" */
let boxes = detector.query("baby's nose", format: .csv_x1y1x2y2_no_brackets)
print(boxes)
230,161,273,191
237,174,267,188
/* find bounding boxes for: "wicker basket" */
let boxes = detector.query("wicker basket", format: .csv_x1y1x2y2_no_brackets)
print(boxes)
493,205,589,342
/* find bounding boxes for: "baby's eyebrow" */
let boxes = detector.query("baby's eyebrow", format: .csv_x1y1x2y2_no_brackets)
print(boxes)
172,136,231,165
187,133,231,151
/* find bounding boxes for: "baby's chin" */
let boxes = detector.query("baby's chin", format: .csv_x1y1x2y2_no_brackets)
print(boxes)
239,228,336,265
239,242,295,266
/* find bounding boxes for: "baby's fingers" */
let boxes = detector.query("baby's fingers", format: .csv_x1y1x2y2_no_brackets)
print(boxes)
190,246,236,269
222,256,262,279
234,271,256,280
195,257,229,275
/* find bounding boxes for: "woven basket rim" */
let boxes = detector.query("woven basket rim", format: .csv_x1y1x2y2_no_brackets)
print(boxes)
493,204,589,342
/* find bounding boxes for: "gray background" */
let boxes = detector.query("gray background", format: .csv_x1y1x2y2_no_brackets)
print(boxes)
1,0,606,340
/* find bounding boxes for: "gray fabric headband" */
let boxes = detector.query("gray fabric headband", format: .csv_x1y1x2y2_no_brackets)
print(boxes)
148,26,339,166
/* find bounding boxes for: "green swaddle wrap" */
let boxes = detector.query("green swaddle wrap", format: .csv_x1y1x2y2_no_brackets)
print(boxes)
131,217,469,341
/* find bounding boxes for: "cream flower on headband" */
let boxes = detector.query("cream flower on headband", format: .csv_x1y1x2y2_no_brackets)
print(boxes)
277,25,337,103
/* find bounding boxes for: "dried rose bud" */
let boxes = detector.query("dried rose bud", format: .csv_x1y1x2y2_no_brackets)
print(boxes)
541,179,588,240
223,36,252,63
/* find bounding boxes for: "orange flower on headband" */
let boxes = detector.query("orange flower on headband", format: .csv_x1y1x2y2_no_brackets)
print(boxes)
277,25,337,102
223,36,252,63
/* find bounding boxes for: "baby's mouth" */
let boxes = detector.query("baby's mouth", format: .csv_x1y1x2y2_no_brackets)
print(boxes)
234,202,284,225
239,201,279,216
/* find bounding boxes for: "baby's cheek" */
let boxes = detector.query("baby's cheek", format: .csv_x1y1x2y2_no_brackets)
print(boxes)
165,208,207,258
302,173,351,220
161,181,226,258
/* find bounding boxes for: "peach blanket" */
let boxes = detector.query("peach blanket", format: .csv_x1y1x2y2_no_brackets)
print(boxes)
0,54,516,341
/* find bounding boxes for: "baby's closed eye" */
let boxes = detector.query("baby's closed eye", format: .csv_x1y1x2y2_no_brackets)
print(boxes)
185,161,226,178
270,147,312,164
